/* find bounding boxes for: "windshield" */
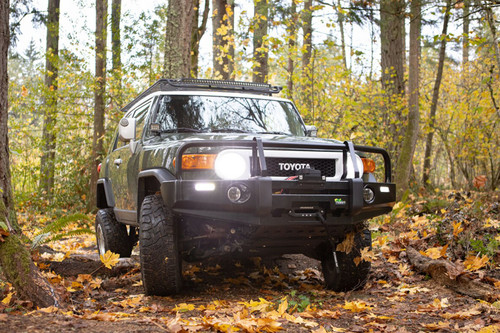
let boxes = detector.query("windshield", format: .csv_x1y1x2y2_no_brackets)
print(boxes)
152,95,306,136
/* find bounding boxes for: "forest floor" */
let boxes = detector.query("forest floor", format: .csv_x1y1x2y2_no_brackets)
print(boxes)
0,190,499,332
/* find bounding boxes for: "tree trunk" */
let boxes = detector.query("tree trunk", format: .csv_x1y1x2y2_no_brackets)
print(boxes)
164,0,195,78
395,0,420,200
380,0,405,96
336,0,347,70
462,0,469,67
286,0,297,96
40,0,60,200
90,0,107,211
483,2,500,71
0,1,60,308
422,0,451,186
380,0,405,161
111,0,122,105
212,0,235,79
191,0,209,78
253,0,268,83
302,0,313,70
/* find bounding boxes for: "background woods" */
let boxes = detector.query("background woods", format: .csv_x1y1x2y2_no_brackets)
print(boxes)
0,0,499,323
5,0,499,212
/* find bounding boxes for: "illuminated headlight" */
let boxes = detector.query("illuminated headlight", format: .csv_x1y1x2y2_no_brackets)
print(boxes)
214,151,249,180
346,154,364,179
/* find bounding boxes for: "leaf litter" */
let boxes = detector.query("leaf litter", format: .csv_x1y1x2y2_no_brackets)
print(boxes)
0,190,499,332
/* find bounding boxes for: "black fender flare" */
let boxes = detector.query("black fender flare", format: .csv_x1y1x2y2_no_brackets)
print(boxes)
96,178,115,208
137,168,176,221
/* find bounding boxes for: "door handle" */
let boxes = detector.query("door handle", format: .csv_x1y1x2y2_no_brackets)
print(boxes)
114,158,122,166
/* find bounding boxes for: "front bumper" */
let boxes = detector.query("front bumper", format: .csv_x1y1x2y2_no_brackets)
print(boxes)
161,177,395,226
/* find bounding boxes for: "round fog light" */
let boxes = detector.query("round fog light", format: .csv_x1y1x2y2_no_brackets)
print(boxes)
363,186,375,203
227,186,242,202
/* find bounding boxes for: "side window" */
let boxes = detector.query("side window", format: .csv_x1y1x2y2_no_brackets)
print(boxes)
134,100,152,140
114,99,152,150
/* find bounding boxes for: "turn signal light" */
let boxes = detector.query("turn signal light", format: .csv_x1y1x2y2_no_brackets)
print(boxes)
174,154,216,170
361,158,375,173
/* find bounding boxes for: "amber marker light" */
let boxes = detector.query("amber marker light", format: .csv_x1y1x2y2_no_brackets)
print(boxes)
176,154,217,170
361,158,376,173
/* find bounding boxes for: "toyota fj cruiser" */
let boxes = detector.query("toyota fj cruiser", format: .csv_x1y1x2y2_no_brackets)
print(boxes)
95,79,395,296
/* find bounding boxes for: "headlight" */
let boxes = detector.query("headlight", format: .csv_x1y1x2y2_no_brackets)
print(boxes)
214,151,249,180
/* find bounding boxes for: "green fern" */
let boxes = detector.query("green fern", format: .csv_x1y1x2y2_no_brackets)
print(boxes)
31,214,93,249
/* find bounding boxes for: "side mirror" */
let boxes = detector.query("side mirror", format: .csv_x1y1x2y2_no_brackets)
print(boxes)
305,125,317,137
118,118,136,142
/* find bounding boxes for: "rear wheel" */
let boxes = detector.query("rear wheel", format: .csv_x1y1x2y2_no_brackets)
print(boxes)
321,229,372,291
139,195,182,296
95,208,133,257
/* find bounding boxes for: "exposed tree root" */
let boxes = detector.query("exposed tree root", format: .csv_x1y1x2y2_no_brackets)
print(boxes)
407,246,499,302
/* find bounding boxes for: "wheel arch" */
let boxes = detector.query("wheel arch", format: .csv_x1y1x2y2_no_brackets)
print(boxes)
137,168,176,222
96,178,115,208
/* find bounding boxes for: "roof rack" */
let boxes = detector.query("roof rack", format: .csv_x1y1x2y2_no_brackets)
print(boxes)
122,78,283,112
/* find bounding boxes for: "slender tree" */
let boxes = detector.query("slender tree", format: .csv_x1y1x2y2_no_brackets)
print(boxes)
191,0,209,78
39,0,60,198
302,0,313,70
253,0,269,83
164,0,195,78
286,0,297,95
90,0,108,210
0,0,60,308
395,0,421,198
111,0,122,105
336,0,347,70
422,0,452,186
212,0,235,79
462,0,469,66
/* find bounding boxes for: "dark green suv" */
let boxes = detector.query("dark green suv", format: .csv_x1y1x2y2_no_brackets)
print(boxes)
95,79,395,295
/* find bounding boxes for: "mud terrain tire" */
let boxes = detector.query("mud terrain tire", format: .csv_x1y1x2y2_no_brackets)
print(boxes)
321,229,372,291
95,208,133,257
139,195,182,296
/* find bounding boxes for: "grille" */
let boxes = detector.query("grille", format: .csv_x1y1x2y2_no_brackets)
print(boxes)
264,158,336,177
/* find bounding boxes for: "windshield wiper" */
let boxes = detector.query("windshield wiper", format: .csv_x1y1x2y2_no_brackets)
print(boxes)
208,128,250,133
159,127,202,134
256,131,289,135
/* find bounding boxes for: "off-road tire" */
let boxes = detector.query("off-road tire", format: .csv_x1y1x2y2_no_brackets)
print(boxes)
95,208,133,257
139,195,182,296
321,229,372,291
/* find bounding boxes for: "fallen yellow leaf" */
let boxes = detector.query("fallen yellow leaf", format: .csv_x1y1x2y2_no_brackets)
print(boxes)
464,254,489,271
342,300,373,313
1,292,13,305
100,250,119,269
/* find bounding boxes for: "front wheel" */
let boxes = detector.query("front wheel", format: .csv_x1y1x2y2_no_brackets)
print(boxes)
95,208,133,257
139,195,182,296
321,229,372,291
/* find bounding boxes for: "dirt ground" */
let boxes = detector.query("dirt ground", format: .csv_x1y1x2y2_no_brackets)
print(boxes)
1,249,499,332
